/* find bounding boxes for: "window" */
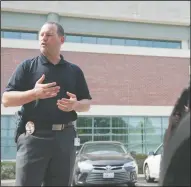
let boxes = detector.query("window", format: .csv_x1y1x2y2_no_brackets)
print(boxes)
97,37,111,45
152,41,167,48
93,117,110,134
3,31,21,39
162,117,169,129
145,117,162,145
94,135,110,141
94,117,110,128
128,117,144,151
77,117,92,128
65,35,82,43
112,135,128,145
82,36,97,44
139,40,153,47
79,135,92,145
112,117,128,134
0,114,172,159
111,38,126,46
76,117,92,134
126,39,140,46
1,29,181,49
21,32,37,40
166,41,181,49
2,30,38,40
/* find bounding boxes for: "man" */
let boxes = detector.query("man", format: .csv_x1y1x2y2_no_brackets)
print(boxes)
2,22,92,186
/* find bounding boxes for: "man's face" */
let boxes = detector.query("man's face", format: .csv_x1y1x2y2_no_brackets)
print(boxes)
39,24,64,55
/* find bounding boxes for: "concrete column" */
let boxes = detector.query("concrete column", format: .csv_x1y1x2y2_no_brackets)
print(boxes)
47,13,60,23
181,40,189,49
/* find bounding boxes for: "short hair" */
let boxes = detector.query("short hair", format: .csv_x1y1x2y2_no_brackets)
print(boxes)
41,21,65,36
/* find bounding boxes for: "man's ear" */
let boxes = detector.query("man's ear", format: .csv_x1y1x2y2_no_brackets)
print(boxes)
61,36,64,44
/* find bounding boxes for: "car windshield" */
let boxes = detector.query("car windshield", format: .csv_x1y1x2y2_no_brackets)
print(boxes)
81,143,126,154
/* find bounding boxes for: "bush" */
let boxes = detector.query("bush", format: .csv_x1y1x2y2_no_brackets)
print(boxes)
134,153,148,174
1,161,16,179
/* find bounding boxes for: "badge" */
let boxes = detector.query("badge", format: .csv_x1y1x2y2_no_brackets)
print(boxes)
74,137,80,146
25,121,35,135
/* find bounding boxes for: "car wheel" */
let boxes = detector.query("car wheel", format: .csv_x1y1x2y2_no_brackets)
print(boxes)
144,164,155,183
127,182,136,186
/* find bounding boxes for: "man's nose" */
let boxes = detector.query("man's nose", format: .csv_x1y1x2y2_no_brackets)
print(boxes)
42,35,48,41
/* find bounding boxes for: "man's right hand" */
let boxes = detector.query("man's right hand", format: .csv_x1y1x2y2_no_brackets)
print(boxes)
34,74,60,99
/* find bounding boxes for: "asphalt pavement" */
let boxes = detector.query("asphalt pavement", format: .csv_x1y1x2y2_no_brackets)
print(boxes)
1,175,158,186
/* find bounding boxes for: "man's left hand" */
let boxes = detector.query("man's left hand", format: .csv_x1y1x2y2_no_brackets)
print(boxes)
57,92,78,112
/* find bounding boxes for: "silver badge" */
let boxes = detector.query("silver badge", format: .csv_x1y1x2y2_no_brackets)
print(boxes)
25,121,35,135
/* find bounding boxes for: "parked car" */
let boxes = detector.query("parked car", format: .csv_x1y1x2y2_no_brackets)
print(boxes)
72,141,138,186
143,143,163,182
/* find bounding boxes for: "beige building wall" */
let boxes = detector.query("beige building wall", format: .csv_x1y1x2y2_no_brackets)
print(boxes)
1,1,190,25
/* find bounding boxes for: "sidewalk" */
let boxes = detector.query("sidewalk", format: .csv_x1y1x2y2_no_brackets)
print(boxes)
1,179,15,186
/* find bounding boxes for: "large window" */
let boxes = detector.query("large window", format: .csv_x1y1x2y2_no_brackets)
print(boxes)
1,115,17,160
1,115,169,160
1,30,38,40
112,117,128,145
128,117,145,153
1,29,181,49
66,34,181,49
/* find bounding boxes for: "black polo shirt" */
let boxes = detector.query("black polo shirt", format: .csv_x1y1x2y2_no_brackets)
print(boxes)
5,54,92,124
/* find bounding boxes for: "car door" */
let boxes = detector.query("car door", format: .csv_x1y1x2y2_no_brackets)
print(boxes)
152,144,163,179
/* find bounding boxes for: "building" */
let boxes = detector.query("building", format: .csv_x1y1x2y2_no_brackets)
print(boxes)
1,1,190,160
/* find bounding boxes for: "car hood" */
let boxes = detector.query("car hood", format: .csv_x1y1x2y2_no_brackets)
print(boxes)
78,151,134,165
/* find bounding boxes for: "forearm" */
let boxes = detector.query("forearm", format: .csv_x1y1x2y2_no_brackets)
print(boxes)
2,89,36,107
74,99,91,112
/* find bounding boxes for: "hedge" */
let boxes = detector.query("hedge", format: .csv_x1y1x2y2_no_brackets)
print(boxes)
1,154,147,179
1,161,16,180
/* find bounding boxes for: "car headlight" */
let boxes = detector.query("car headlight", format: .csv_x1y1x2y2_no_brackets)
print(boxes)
124,161,136,168
124,161,138,174
78,161,93,172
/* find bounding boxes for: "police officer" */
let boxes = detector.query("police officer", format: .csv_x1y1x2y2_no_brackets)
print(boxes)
2,22,92,186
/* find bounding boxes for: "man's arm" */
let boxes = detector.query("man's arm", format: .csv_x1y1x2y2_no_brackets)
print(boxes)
73,99,91,112
2,74,60,107
57,66,92,113
2,90,36,107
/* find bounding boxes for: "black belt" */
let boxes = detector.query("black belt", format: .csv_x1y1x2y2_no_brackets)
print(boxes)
25,121,74,134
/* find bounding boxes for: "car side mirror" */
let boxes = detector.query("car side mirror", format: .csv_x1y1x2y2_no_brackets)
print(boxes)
148,151,154,156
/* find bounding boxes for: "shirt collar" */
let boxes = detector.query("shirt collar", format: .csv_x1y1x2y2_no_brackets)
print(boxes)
40,53,65,65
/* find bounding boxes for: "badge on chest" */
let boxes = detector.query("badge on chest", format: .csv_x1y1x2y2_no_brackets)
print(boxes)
25,121,35,135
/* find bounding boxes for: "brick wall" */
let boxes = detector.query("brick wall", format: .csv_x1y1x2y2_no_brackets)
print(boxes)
1,48,190,106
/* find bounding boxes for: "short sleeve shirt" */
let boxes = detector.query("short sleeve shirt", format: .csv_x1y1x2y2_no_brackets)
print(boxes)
5,54,92,124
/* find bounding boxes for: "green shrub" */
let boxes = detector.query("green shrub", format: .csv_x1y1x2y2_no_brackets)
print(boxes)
134,153,148,174
1,161,16,179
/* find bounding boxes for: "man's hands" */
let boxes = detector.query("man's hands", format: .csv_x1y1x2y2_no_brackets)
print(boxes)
33,74,88,113
57,92,78,112
34,74,60,99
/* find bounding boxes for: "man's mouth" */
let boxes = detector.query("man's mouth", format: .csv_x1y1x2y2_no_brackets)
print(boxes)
41,43,47,46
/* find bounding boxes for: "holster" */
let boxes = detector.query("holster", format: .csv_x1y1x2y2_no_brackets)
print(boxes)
14,111,25,143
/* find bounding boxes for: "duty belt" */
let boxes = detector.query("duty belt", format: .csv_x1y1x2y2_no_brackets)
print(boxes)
25,121,74,135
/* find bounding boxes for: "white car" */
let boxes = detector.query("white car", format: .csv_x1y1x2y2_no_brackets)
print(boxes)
143,143,163,182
